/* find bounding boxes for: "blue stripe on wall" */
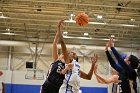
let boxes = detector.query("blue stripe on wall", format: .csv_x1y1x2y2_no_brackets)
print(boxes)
80,87,107,93
5,84,41,93
5,84,107,93
5,84,12,93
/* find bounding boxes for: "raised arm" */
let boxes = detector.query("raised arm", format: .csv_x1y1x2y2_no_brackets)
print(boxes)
94,65,112,84
58,20,70,64
80,54,98,80
105,41,122,72
52,21,62,62
106,51,122,72
60,40,70,64
109,38,134,75
94,65,119,84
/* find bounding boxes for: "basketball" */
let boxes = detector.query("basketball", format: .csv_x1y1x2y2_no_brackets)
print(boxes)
75,13,89,26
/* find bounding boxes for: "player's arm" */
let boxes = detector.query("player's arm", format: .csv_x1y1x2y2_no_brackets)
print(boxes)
61,63,74,74
106,51,122,72
93,65,113,84
95,74,112,84
60,36,70,64
52,21,62,62
2,82,6,93
109,38,134,75
96,74,115,84
105,41,122,72
96,75,106,84
59,20,70,64
80,55,98,80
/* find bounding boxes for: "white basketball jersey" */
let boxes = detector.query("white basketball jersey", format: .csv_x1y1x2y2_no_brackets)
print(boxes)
59,59,81,93
0,82,2,93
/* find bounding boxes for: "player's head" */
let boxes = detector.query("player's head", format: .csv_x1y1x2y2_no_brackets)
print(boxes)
0,71,3,76
124,55,139,69
59,54,65,62
68,51,78,62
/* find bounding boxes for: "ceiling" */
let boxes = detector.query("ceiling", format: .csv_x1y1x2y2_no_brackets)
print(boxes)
0,0,140,49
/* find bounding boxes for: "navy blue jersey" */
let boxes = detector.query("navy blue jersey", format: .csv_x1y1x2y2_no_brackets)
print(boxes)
106,47,137,93
47,60,65,88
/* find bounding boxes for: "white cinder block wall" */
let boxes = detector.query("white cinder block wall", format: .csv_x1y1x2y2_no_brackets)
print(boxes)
0,44,139,93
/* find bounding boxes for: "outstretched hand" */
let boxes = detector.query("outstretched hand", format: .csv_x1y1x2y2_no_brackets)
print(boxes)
57,20,64,30
90,54,98,65
109,38,114,47
66,63,74,70
105,38,115,51
57,20,65,40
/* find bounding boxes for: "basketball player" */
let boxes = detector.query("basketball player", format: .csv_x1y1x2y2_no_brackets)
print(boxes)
40,20,73,93
94,64,120,93
105,38,139,93
94,54,127,93
59,54,98,93
0,71,5,93
57,20,98,93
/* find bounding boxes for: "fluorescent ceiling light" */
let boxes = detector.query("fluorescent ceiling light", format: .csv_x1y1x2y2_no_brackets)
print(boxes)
65,20,106,25
84,33,88,36
65,19,75,23
99,38,117,41
6,28,10,31
63,31,68,35
97,15,103,19
1,33,16,35
63,35,92,40
89,22,106,25
69,13,75,21
0,33,21,36
64,20,138,27
111,35,115,38
130,19,135,21
121,24,137,27
0,13,9,19
63,35,118,41
70,14,75,17
109,23,137,27
0,40,27,46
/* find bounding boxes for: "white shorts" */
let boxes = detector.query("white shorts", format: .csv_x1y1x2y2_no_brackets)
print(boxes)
59,83,81,93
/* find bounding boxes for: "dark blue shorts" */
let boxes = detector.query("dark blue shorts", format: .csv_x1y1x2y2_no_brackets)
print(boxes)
40,80,59,93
